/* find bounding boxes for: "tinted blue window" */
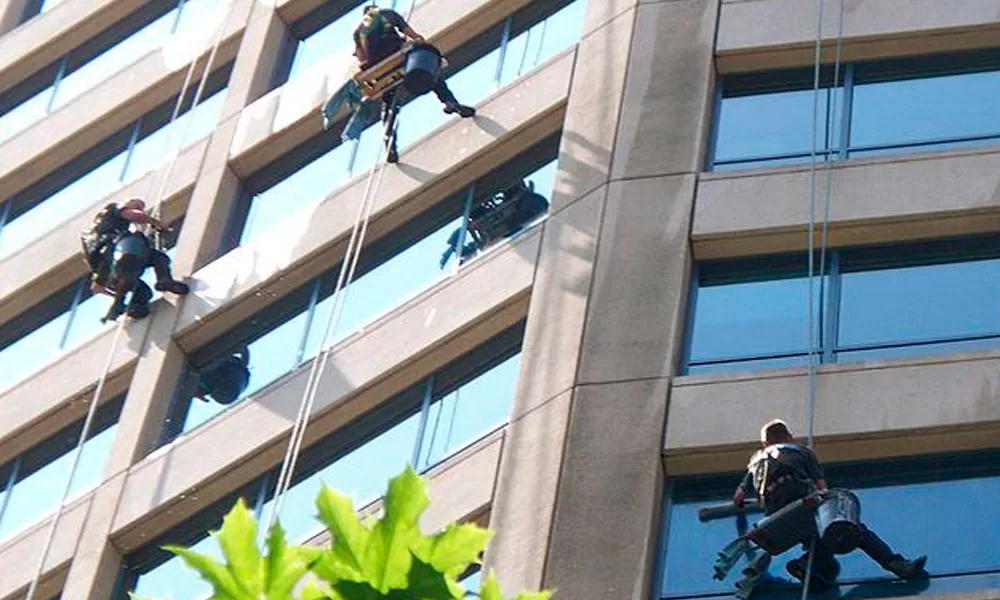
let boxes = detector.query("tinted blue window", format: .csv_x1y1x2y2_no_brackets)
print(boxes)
685,238,1000,374
128,331,521,597
172,150,554,439
0,86,225,259
0,398,121,542
714,88,841,168
2,0,216,142
838,258,1000,348
850,70,1000,153
659,454,1000,600
711,52,1000,170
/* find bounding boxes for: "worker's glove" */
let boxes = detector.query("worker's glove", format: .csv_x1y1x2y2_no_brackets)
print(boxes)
733,487,746,508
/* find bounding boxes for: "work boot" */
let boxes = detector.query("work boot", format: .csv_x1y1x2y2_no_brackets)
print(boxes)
127,302,151,319
786,557,835,590
884,555,927,580
443,103,475,118
155,280,189,295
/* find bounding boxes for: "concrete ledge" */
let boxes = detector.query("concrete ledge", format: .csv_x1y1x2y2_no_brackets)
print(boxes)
0,0,247,201
0,0,146,95
112,231,538,549
0,490,93,600
693,145,1000,259
664,350,1000,475
230,0,534,176
0,137,206,329
176,50,571,351
0,316,149,469
717,0,1000,72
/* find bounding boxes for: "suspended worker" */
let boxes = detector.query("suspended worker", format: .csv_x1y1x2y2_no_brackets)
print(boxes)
81,199,189,321
353,4,476,162
733,419,927,588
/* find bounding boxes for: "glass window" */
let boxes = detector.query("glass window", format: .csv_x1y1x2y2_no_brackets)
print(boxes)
659,452,1000,600
683,236,1000,375
0,396,122,542
242,0,582,247
2,0,217,142
127,327,522,597
170,144,555,440
710,50,1000,170
0,82,227,259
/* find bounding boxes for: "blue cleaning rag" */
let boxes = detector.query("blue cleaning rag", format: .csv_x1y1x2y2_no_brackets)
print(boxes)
321,79,380,142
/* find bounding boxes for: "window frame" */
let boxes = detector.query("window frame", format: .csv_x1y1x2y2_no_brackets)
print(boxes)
709,48,1000,171
682,234,1000,374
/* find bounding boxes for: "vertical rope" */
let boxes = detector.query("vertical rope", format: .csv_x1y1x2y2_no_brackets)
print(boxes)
21,2,238,597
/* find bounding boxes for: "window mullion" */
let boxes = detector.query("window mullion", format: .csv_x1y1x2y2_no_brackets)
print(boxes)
119,119,143,183
410,375,435,470
493,16,513,90
838,64,855,159
823,251,842,363
45,56,69,115
58,278,86,351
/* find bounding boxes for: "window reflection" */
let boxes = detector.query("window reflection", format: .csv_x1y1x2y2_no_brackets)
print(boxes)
128,329,521,598
684,237,1000,375
169,149,554,439
660,453,1000,600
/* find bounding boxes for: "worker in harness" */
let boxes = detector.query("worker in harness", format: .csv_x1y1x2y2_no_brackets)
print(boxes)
81,199,189,321
733,419,927,588
353,4,476,162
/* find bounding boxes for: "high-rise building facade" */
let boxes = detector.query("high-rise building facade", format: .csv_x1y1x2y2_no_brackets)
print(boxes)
0,0,998,599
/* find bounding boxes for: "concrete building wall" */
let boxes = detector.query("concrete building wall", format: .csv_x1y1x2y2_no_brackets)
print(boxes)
0,0,999,598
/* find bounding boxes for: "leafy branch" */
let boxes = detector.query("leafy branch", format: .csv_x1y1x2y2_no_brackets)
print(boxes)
133,466,552,600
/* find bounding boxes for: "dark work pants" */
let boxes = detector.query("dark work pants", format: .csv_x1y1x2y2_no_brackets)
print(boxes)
804,523,900,578
148,247,176,284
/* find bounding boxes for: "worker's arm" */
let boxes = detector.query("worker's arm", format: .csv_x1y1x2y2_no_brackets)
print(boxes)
384,10,425,43
90,280,114,296
120,207,166,230
399,25,425,44
733,471,754,507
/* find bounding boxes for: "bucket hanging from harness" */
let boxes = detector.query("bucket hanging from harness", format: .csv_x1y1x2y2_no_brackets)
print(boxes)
403,43,441,95
815,489,862,554
110,233,150,292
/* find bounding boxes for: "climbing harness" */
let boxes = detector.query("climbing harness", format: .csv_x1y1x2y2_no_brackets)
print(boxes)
21,1,240,598
264,1,423,536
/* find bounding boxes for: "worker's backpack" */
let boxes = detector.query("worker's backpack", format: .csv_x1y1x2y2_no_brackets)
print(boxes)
357,7,396,46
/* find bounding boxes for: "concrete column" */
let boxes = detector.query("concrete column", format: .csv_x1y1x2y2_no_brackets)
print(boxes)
58,2,287,597
487,1,719,599
0,0,29,36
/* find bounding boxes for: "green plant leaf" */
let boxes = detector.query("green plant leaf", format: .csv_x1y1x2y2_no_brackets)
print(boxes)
479,570,503,600
316,484,371,582
334,580,385,600
421,522,493,576
407,553,457,600
263,523,321,599
164,545,244,599
216,499,263,595
365,466,429,592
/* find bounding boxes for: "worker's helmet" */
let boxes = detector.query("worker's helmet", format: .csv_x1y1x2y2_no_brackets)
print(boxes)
760,418,791,443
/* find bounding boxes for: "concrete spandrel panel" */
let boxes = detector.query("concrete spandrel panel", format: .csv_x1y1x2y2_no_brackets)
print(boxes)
693,147,1000,258
177,54,571,344
718,0,1000,68
0,491,93,599
666,351,1000,462
113,233,539,537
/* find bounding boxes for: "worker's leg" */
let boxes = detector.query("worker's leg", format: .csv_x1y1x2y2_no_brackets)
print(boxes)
432,79,475,118
126,280,153,319
787,540,840,587
148,245,189,295
855,524,927,580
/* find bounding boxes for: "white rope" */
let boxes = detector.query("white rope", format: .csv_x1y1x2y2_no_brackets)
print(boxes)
23,319,127,600
801,0,845,596
264,0,423,535
21,2,238,597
